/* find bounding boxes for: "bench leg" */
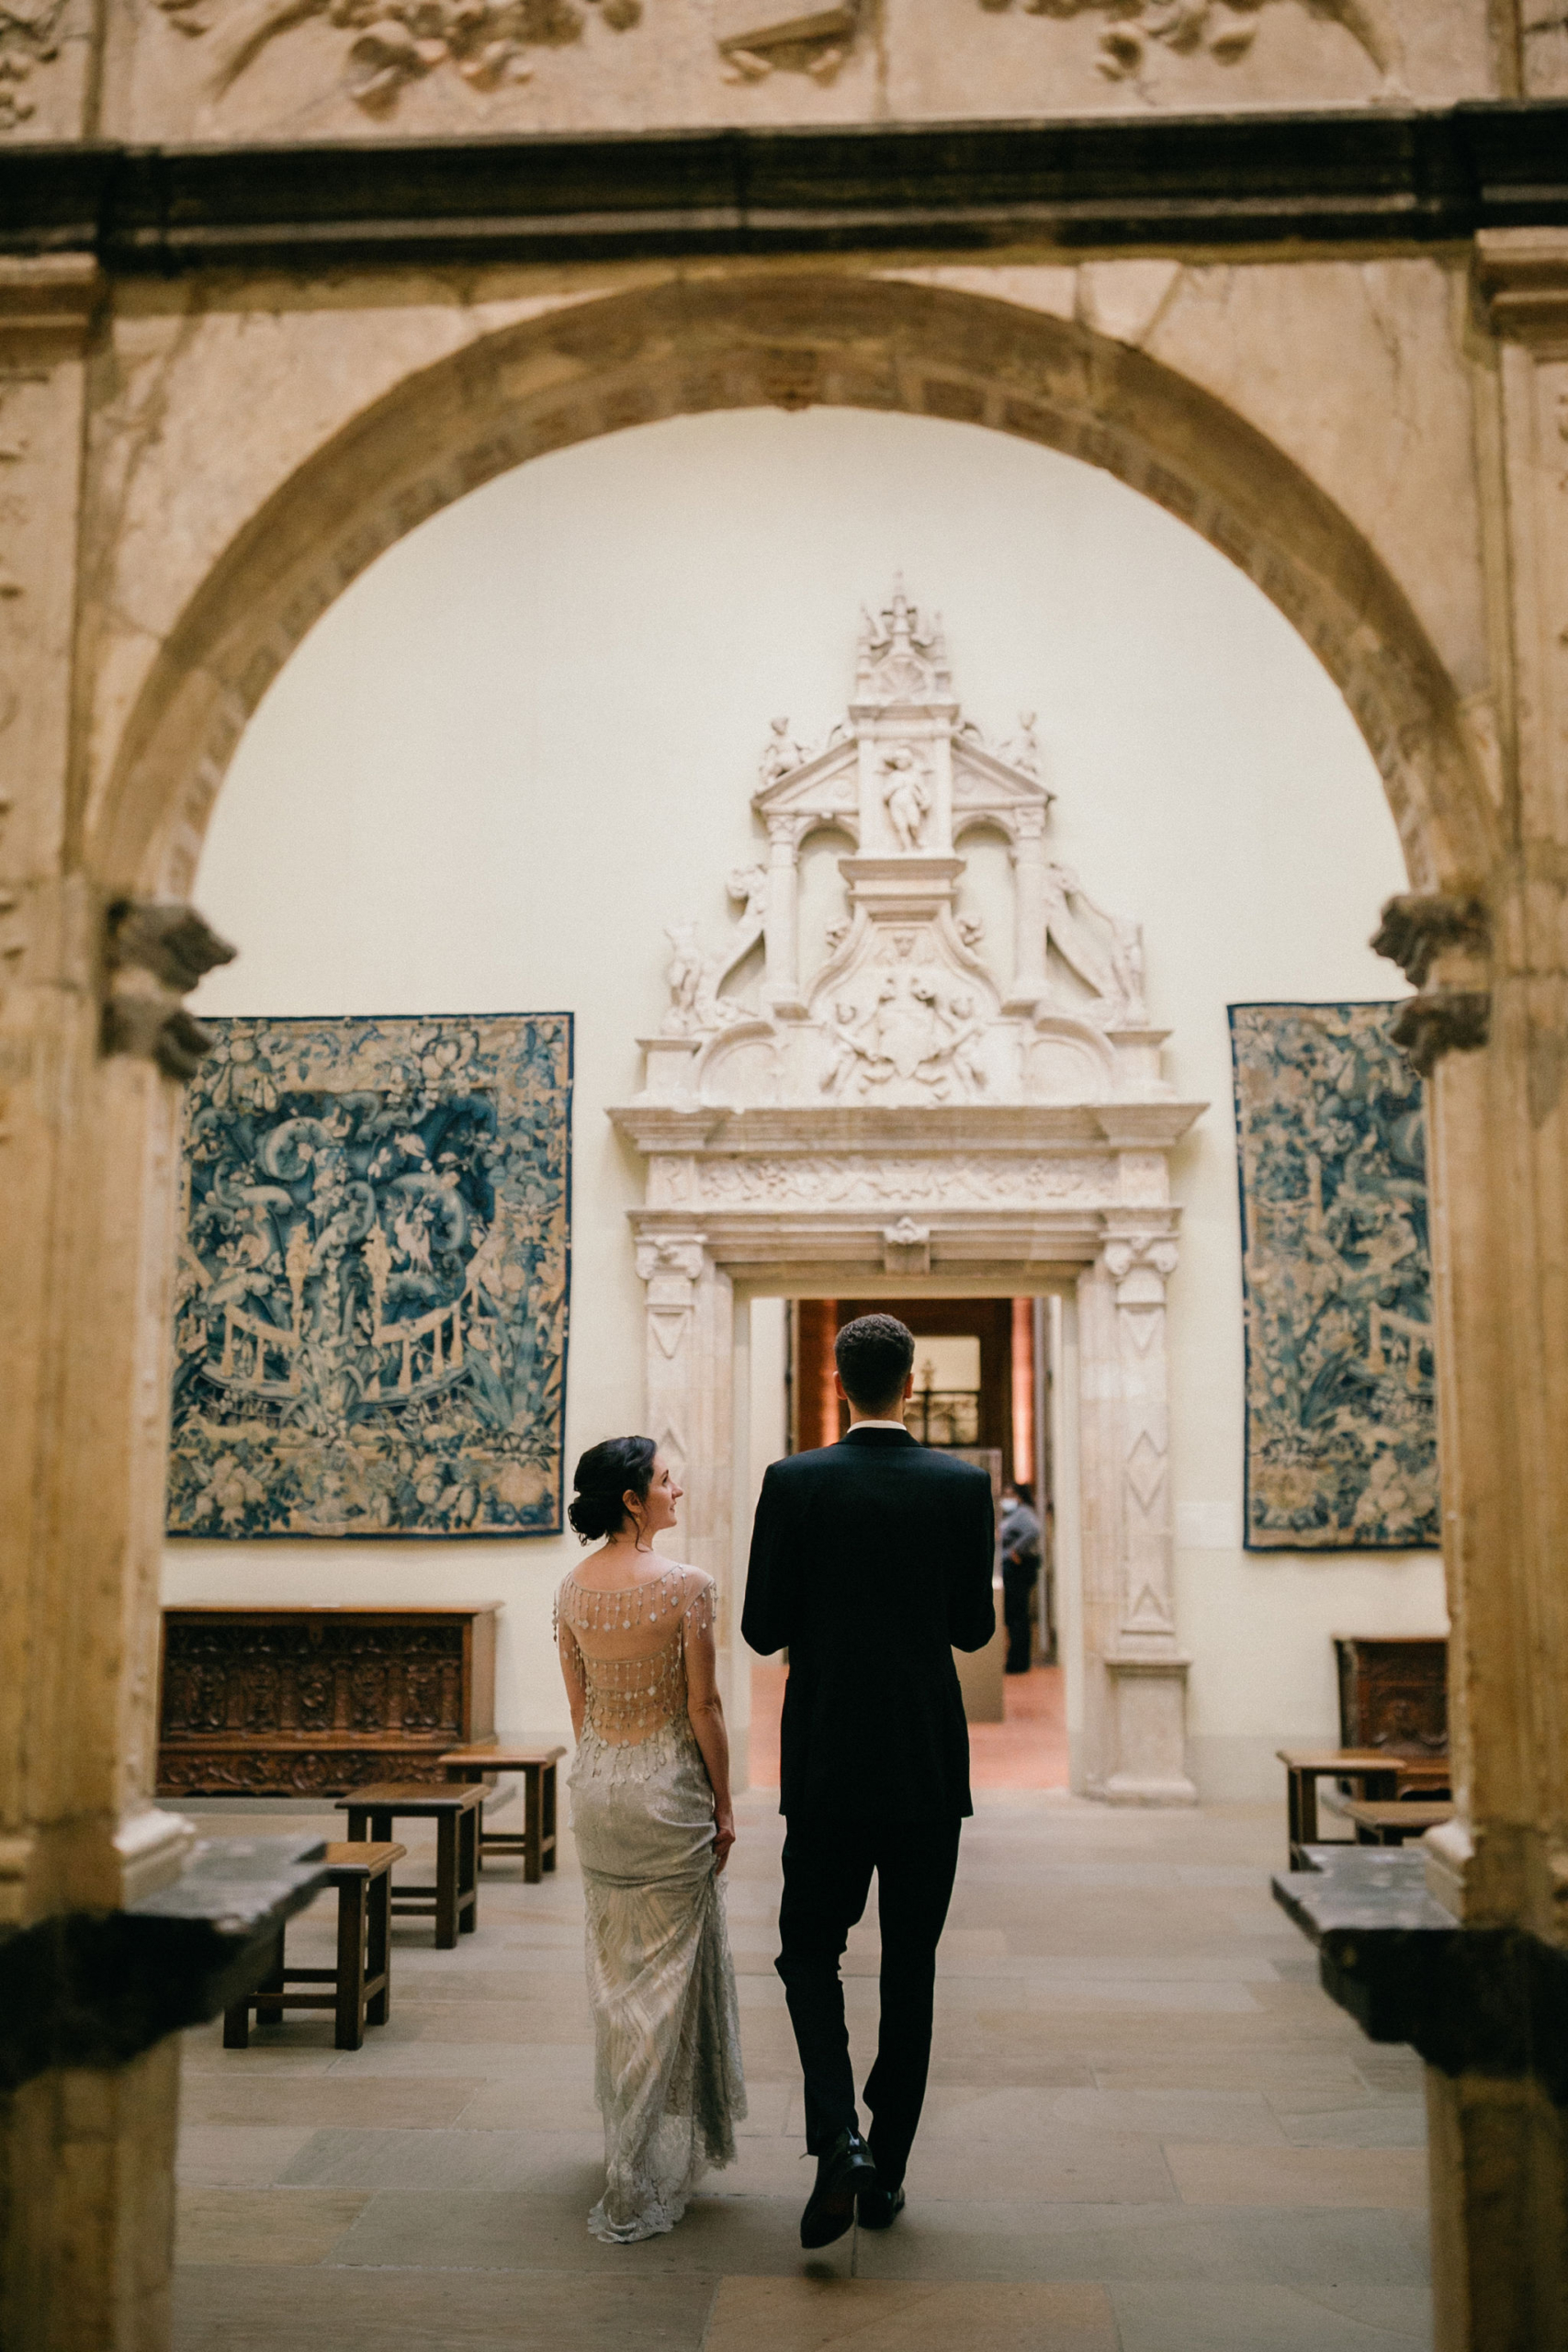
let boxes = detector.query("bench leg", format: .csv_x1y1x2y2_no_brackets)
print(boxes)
344,1806,369,1842
459,1804,479,1932
524,1767,543,1885
543,1762,558,1874
335,1877,368,2051
435,1811,459,1948
221,1994,251,2050
367,1869,391,2028
254,1926,287,2027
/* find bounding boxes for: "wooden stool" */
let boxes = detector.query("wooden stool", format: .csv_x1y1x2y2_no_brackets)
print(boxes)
222,1840,403,2052
440,1744,567,1883
337,1781,484,1948
1276,1747,1451,1867
1343,1797,1455,1847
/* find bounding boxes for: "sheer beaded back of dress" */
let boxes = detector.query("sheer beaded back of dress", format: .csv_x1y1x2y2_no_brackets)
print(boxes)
556,1565,715,1750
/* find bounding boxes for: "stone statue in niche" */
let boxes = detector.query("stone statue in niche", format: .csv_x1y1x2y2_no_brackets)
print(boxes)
881,747,932,853
973,0,1393,84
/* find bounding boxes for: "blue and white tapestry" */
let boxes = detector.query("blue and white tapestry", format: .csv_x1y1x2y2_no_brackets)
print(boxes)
167,1013,571,1539
1229,1003,1438,1552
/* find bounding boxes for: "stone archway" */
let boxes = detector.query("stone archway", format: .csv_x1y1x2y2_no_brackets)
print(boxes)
93,269,1491,907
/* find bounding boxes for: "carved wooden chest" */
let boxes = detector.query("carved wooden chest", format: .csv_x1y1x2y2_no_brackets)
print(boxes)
1334,1634,1448,1757
157,1603,500,1798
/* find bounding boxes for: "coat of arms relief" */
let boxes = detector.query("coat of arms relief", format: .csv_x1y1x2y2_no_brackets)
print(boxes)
640,581,1158,1117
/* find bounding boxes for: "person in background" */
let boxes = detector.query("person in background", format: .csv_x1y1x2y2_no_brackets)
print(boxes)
999,1479,1042,1676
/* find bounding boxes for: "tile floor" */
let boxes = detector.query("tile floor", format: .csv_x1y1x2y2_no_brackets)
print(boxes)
172,1791,1432,2351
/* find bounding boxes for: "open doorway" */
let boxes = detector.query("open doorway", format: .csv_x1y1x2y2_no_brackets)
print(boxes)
748,1295,1067,1794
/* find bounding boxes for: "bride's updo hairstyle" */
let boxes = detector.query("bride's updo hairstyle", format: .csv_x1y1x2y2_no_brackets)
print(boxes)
568,1435,658,1544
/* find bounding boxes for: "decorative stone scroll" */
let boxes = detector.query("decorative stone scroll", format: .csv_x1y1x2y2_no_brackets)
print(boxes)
613,587,1205,1802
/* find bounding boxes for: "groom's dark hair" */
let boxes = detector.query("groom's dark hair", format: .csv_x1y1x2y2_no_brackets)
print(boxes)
835,1313,916,1416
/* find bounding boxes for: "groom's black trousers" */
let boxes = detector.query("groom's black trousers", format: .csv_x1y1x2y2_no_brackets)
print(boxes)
776,1814,963,2190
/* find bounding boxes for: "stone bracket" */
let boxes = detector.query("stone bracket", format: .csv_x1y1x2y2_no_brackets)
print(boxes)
1371,893,1492,1077
101,899,236,1081
1274,1849,1568,2097
1390,990,1492,1080
0,1836,330,2092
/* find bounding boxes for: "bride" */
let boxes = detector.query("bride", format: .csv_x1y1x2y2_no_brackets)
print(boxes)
556,1436,748,2243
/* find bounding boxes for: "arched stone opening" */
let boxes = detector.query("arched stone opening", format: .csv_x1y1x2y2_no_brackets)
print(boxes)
93,270,1491,907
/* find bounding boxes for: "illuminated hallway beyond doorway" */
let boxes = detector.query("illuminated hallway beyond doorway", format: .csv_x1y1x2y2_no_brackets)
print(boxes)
749,1663,1070,1794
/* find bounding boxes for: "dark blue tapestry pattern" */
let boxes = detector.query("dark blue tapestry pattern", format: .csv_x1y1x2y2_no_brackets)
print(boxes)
168,1013,571,1539
1229,1003,1438,1552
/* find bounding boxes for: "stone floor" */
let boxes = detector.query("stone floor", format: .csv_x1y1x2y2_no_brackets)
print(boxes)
172,1791,1431,2351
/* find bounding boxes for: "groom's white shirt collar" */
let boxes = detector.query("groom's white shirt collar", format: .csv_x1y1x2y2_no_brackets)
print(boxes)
847,1419,908,1431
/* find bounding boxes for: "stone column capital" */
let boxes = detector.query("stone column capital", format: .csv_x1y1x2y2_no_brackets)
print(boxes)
1476,231,1568,345
634,1231,708,1288
1100,1229,1179,1302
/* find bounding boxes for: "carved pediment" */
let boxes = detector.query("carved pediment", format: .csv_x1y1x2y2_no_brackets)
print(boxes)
631,582,1169,1117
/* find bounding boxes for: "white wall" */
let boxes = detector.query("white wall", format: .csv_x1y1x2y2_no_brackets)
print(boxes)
175,404,1446,1792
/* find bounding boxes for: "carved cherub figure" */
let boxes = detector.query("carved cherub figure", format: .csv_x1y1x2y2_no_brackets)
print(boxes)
882,748,932,853
760,717,808,788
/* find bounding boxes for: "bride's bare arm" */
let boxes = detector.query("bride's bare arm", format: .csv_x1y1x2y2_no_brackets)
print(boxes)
684,1588,736,1872
558,1611,586,1745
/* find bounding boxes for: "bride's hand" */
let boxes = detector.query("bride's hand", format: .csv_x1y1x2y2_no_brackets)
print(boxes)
714,1809,737,1873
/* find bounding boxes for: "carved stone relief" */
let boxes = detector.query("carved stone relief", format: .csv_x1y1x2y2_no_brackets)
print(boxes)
150,0,643,115
671,1152,1106,1207
0,0,67,130
715,0,859,82
972,0,1393,85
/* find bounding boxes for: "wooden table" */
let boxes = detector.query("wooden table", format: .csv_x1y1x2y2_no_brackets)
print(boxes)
441,1744,567,1883
223,1840,404,2051
1277,1747,1451,1867
336,1781,484,1948
1343,1797,1455,1848
158,1602,502,1799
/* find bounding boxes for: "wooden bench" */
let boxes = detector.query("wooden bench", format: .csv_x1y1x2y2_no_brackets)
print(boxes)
1277,1747,1451,1867
223,1840,403,2051
440,1744,567,1883
1343,1797,1455,1847
336,1781,484,1948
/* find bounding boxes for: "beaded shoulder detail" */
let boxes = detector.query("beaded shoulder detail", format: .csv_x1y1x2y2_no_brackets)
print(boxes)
555,1564,715,1748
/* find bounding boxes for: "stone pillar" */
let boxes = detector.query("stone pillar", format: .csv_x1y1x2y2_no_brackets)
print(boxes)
0,256,242,2349
761,817,804,1014
1004,808,1049,1013
1075,1231,1194,1804
1387,232,1568,2352
634,1229,734,1609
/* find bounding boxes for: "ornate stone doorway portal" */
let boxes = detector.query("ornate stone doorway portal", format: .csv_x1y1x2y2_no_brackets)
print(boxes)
613,586,1205,1803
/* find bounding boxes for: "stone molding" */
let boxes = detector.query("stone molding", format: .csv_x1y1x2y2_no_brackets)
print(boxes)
1,108,1566,276
1475,229,1568,345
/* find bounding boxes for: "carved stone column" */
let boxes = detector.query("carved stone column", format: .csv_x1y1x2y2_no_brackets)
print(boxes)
634,1230,734,1604
1076,1230,1194,1804
1004,808,1049,1012
762,816,805,1016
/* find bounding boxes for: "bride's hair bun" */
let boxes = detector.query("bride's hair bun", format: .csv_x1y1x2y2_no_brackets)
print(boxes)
568,1435,658,1543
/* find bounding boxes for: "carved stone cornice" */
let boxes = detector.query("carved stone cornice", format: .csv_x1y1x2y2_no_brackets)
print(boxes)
611,1101,1207,1156
0,254,102,339
1475,230,1568,345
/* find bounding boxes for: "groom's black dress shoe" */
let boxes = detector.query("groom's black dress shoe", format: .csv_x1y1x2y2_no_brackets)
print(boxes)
799,2129,875,2248
856,2182,906,2231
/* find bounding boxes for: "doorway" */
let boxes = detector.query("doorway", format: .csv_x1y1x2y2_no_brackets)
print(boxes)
747,1295,1067,1795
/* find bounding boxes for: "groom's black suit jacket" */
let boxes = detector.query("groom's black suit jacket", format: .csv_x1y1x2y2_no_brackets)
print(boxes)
742,1427,996,1823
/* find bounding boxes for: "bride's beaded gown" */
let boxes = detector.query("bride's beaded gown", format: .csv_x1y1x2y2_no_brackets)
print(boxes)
555,1562,747,2244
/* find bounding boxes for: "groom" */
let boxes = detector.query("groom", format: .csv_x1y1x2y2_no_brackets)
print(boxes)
743,1312,996,2247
